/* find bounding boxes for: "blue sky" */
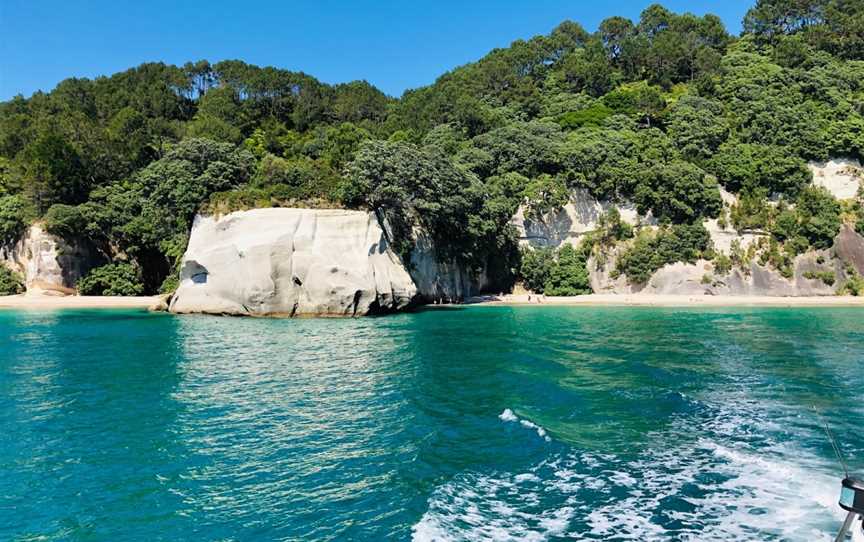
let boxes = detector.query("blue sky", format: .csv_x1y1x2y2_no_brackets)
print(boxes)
0,0,754,100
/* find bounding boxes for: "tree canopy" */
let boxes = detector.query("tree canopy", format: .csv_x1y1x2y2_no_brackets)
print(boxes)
1,1,863,294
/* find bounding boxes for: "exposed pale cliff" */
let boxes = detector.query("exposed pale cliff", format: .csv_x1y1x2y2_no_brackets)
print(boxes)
0,224,103,295
168,208,487,317
512,162,864,297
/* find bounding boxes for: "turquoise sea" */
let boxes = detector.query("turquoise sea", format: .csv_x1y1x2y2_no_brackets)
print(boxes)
1,306,862,541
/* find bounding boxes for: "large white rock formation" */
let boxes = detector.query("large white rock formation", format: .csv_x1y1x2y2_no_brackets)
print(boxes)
169,208,487,317
169,208,418,316
0,224,100,295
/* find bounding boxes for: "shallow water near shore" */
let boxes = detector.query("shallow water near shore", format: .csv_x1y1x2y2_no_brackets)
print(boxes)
1,306,862,541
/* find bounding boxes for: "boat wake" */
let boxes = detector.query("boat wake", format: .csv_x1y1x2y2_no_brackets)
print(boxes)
413,401,844,541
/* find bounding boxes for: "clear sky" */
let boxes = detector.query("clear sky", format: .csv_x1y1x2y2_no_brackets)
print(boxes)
0,0,754,100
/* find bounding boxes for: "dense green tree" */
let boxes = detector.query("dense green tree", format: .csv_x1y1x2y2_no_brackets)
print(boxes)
795,185,842,248
635,160,722,223
0,195,35,243
77,263,144,296
544,244,592,295
666,95,728,160
708,142,812,195
18,131,87,212
0,266,24,295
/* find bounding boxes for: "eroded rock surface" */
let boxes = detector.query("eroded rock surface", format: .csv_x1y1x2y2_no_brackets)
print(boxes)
510,188,653,248
835,224,864,275
169,208,418,316
0,224,102,295
169,208,487,317
809,158,862,200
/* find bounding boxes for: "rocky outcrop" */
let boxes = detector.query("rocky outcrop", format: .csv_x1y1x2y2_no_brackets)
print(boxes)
809,158,862,200
517,184,861,297
169,209,417,316
168,208,486,317
510,188,653,248
590,252,841,296
835,224,864,275
0,224,103,295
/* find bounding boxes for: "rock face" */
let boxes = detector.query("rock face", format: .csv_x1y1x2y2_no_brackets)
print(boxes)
590,252,841,296
510,188,652,248
835,224,864,275
169,208,486,317
809,158,862,200
169,208,417,316
409,231,488,302
516,185,858,297
0,224,102,295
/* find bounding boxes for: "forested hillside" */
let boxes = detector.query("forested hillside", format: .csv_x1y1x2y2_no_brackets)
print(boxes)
1,0,863,295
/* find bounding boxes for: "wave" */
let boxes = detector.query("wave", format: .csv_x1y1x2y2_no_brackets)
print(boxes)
413,402,845,541
498,408,551,442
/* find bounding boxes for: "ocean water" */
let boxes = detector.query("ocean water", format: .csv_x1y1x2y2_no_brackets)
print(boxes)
1,306,862,541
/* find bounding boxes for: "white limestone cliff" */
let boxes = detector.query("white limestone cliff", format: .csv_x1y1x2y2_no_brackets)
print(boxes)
169,208,417,316
514,181,860,297
0,224,101,295
510,188,653,248
168,208,487,317
809,158,862,200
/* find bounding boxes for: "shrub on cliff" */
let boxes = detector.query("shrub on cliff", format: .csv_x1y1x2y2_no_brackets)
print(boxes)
0,266,24,295
77,263,144,296
0,195,35,244
794,186,842,249
616,223,712,284
519,244,591,295
43,204,88,239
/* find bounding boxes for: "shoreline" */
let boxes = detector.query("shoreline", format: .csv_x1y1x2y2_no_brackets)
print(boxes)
464,293,864,307
2,293,864,312
0,294,162,310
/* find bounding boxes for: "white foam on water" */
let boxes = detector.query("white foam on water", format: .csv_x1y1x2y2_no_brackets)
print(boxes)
413,402,845,541
498,408,518,422
498,408,551,442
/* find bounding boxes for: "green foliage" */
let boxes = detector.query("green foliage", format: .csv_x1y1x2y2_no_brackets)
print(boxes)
840,265,864,296
731,189,773,232
713,252,733,275
804,269,836,286
634,160,722,223
519,247,555,293
544,244,592,295
342,140,494,266
794,186,842,249
0,194,35,243
709,143,812,195
519,244,591,295
522,174,570,218
744,0,864,60
616,223,712,284
43,204,88,239
77,263,144,296
0,265,24,295
557,103,614,129
2,2,864,297
666,96,728,160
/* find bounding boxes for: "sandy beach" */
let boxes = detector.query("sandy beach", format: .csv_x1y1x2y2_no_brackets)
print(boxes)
0,294,163,310
3,292,864,311
466,293,864,307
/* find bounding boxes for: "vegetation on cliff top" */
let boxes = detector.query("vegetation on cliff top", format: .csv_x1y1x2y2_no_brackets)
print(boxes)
1,0,863,293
